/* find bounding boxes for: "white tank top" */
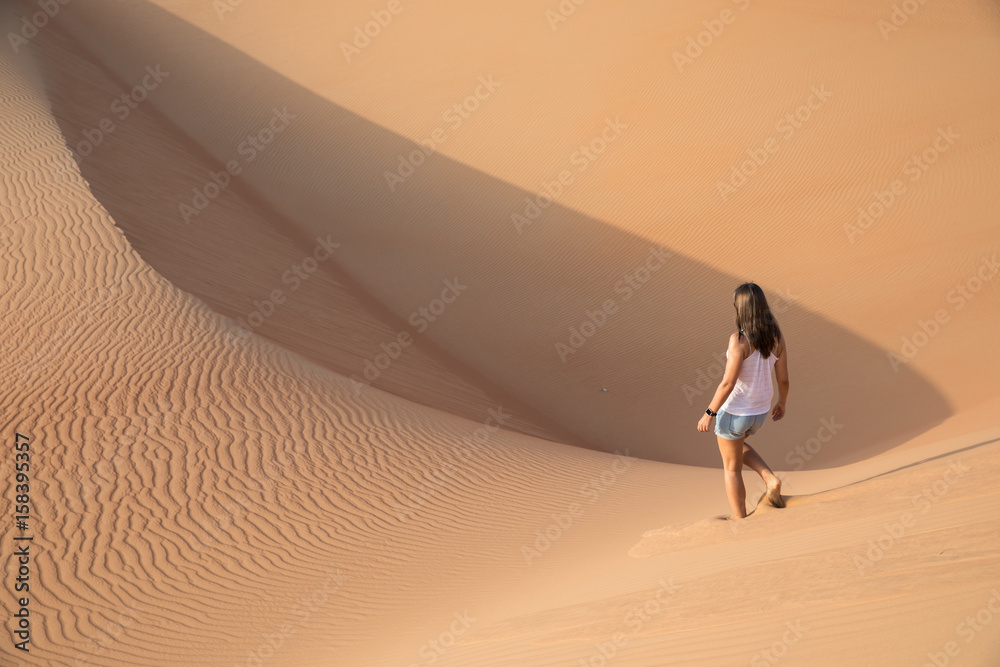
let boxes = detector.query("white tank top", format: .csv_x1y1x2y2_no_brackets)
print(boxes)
720,338,778,416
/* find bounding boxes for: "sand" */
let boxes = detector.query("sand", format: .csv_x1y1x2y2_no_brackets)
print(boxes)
1,0,998,664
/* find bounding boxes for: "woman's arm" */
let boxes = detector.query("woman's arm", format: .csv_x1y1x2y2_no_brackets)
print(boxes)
772,335,789,420
697,333,744,432
708,333,744,412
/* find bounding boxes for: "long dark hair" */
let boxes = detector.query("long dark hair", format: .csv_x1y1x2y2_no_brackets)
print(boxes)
733,282,781,359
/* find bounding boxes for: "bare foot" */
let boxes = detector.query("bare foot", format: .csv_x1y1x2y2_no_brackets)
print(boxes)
764,477,785,508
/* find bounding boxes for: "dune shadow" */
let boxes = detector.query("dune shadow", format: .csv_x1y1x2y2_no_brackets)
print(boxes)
36,0,952,467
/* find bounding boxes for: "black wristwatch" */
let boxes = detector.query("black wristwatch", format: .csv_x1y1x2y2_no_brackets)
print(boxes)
706,408,717,417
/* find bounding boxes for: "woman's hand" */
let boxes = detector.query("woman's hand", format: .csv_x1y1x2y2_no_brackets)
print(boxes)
697,413,713,432
772,401,785,421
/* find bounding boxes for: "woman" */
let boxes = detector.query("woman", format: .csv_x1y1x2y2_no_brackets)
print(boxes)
697,282,789,518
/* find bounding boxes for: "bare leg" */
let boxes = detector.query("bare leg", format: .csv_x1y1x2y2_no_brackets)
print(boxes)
716,435,747,518
743,441,784,508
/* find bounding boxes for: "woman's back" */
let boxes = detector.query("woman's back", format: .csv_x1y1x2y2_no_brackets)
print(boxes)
720,334,781,416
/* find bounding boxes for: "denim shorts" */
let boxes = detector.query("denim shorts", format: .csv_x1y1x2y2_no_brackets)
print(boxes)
714,409,767,440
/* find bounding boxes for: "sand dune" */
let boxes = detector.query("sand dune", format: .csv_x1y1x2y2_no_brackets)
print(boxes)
45,0,1000,468
1,0,999,665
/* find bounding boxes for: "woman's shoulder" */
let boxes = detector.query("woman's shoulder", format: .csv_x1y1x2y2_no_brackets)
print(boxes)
730,331,750,357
